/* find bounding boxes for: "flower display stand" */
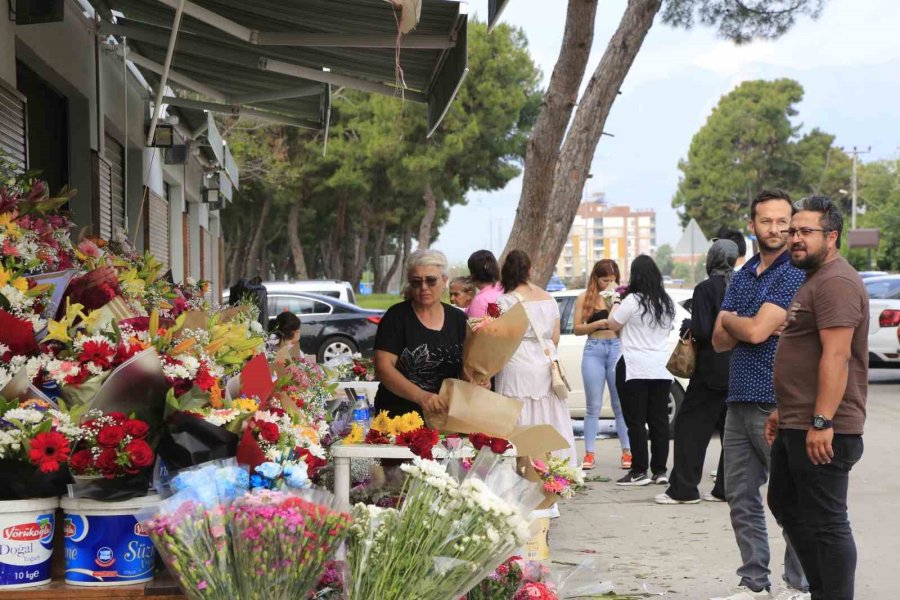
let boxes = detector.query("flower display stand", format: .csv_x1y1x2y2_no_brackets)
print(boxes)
332,443,416,507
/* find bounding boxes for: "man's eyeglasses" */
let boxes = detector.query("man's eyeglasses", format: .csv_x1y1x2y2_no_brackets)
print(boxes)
782,227,832,238
408,276,441,289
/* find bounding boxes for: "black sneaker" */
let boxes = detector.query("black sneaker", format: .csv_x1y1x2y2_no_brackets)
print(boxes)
616,471,651,486
652,472,669,485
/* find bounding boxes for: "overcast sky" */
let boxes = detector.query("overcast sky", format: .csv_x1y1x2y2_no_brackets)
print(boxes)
432,0,900,263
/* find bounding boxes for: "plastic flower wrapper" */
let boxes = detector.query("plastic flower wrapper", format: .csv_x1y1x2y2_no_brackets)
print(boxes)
139,459,249,599
229,486,352,600
346,450,545,600
550,557,614,599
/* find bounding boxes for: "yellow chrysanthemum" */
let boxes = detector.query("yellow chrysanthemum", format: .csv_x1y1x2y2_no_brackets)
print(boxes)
233,397,259,413
0,265,10,288
344,423,364,444
396,411,424,434
370,410,393,434
0,213,19,239
10,276,28,293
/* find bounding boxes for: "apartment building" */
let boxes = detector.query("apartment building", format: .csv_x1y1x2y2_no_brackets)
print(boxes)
556,193,657,284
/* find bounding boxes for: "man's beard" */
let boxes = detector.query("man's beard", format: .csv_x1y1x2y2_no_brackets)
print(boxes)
759,235,787,254
790,243,828,270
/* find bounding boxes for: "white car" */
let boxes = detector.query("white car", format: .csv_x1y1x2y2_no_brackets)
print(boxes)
864,275,900,369
553,289,693,435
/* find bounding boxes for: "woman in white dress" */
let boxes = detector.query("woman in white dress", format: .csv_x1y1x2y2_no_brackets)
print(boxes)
495,250,577,466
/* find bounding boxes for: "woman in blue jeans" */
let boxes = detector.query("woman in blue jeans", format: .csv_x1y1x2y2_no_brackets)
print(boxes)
573,260,631,470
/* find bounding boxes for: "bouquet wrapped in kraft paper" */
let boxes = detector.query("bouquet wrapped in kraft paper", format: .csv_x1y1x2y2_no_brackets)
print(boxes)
461,300,528,385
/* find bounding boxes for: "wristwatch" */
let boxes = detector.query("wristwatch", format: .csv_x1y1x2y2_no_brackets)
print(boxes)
811,415,833,430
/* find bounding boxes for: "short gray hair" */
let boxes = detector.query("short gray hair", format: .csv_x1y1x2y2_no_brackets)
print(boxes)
406,248,449,278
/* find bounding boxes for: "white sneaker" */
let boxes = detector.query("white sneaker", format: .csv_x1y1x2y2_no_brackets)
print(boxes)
654,493,701,505
710,585,771,600
771,588,810,600
701,492,726,502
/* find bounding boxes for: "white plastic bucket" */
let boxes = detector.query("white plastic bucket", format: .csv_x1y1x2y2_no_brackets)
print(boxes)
0,497,58,589
60,495,159,587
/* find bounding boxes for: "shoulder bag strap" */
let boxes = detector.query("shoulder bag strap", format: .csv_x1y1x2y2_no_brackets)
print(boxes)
512,291,555,365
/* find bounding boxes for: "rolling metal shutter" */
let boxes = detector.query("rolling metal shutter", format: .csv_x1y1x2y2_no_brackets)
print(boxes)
144,188,170,268
104,134,126,237
0,81,27,171
91,151,113,240
182,211,191,279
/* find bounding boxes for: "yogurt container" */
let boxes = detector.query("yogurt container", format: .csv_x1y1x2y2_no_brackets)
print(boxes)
0,497,57,589
60,495,158,586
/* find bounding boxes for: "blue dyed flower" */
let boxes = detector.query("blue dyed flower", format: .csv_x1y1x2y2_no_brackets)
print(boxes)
283,462,310,489
256,462,283,479
249,474,269,489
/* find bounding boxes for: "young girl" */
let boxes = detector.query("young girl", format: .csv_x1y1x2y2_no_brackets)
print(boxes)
573,260,631,470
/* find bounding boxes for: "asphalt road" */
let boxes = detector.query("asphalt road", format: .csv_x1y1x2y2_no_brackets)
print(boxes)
552,370,900,598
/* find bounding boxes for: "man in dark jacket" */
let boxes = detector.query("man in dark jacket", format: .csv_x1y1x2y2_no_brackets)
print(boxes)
656,239,739,504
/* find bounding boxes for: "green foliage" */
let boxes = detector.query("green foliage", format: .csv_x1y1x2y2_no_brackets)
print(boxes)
672,79,852,235
845,159,900,271
661,0,826,44
655,243,675,276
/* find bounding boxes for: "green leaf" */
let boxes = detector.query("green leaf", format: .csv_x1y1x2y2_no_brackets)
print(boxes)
0,292,10,311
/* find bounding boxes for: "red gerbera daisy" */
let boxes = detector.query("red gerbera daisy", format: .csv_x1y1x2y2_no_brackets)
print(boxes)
29,431,71,473
79,339,116,370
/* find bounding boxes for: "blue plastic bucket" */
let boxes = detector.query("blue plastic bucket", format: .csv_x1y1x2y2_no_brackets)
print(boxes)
0,497,57,589
60,495,158,586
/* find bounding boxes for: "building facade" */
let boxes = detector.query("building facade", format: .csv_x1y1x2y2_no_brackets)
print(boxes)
557,193,657,285
1,0,234,297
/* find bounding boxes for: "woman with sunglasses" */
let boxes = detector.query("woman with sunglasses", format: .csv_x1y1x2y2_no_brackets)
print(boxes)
372,249,468,418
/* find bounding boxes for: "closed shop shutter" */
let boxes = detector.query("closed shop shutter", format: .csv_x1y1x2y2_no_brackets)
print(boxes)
203,227,213,302
0,81,27,171
91,151,113,240
144,188,170,268
182,211,190,279
104,134,126,237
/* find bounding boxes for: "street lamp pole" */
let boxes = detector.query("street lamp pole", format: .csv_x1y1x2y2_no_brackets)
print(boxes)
849,146,871,230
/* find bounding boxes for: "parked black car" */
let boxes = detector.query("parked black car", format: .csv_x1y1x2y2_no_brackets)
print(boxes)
266,291,383,362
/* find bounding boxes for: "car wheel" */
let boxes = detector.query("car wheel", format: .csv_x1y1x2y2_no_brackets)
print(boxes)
318,336,358,363
668,381,685,438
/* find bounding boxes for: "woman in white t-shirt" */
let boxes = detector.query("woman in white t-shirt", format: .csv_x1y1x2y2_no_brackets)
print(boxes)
604,255,675,487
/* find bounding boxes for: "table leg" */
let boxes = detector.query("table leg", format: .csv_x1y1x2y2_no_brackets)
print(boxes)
334,456,351,509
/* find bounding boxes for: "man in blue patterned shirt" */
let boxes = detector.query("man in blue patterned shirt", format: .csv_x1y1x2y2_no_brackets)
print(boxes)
710,190,810,600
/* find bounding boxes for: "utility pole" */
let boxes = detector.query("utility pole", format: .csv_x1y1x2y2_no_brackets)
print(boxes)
849,146,871,230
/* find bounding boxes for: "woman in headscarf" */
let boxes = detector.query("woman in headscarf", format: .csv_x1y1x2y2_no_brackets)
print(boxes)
656,238,739,504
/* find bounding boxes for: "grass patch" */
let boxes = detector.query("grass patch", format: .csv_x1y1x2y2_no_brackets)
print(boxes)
358,293,404,310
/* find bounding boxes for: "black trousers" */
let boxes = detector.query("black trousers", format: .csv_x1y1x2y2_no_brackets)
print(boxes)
665,379,727,501
768,429,863,600
615,358,671,475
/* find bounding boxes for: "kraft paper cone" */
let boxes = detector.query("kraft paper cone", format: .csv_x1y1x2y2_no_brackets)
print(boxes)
462,301,528,385
173,310,210,340
0,367,30,402
103,295,137,321
426,378,523,438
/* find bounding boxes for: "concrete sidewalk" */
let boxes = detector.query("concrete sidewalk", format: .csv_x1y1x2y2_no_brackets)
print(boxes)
551,373,900,598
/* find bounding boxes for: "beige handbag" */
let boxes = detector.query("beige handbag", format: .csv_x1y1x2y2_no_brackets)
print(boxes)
666,329,696,378
513,293,571,400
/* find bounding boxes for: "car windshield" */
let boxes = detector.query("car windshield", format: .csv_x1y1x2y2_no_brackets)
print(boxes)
865,278,900,300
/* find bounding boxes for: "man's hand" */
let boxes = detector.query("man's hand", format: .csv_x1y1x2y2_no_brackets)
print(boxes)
418,392,447,414
773,317,789,337
764,409,779,446
807,428,835,465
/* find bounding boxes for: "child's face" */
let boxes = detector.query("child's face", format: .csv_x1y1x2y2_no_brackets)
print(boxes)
449,284,473,308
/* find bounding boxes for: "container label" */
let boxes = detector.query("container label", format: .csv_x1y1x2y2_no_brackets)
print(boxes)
0,511,54,587
353,408,370,422
63,512,155,584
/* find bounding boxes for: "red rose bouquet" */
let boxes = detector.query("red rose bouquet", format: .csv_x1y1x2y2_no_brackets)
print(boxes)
350,411,440,460
70,410,155,480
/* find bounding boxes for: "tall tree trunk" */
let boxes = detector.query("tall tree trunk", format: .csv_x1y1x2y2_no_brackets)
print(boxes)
417,183,438,249
503,0,598,257
372,221,387,291
243,195,272,279
530,0,662,284
328,197,348,278
351,221,371,290
287,197,309,279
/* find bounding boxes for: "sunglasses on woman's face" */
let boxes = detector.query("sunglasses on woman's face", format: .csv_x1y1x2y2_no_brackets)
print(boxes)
409,276,441,289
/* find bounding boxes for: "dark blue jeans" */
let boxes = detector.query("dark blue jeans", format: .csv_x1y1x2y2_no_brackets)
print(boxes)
768,429,863,600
